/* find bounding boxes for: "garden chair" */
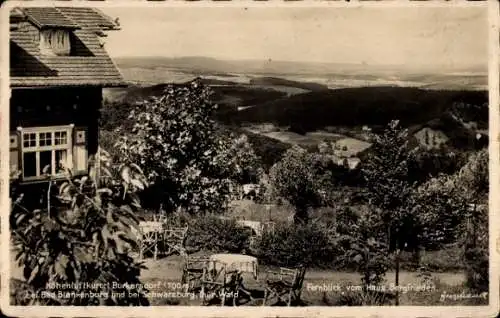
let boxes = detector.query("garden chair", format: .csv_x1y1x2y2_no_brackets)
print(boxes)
181,255,210,292
137,222,163,260
263,265,307,306
200,260,227,305
200,260,241,306
162,226,188,257
232,274,266,306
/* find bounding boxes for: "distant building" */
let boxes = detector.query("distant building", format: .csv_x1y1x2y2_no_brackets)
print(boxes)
476,129,488,140
332,138,372,158
413,127,449,150
9,7,124,183
320,137,372,170
345,157,361,170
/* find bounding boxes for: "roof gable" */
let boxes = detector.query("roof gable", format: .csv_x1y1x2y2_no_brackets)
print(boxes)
10,7,125,87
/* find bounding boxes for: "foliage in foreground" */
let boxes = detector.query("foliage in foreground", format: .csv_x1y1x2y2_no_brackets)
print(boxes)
115,79,262,215
10,151,149,305
456,150,489,293
412,148,488,292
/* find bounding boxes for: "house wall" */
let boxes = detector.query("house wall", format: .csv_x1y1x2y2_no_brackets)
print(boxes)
10,86,101,156
10,87,102,183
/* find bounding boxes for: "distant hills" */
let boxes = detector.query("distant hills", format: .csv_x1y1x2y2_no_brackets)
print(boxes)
114,56,486,77
113,56,487,91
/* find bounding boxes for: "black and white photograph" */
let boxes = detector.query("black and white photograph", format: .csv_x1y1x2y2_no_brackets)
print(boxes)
1,1,497,316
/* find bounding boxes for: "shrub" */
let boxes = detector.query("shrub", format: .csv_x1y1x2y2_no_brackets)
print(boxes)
420,247,464,272
397,247,465,272
464,246,489,293
227,200,291,223
99,130,122,163
10,156,149,306
255,221,336,268
269,146,331,224
330,206,391,286
185,215,251,254
99,100,135,132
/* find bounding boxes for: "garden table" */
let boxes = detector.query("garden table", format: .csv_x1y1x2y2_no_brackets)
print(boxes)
208,254,258,279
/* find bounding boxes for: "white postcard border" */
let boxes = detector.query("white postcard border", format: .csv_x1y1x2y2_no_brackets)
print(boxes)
0,1,498,317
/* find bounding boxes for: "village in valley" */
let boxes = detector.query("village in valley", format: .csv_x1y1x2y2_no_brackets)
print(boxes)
7,4,490,308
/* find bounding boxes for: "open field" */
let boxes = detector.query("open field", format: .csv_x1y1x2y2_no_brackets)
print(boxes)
242,127,348,148
259,131,344,146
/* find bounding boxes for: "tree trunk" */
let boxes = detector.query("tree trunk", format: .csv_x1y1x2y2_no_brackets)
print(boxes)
395,245,400,306
413,248,421,267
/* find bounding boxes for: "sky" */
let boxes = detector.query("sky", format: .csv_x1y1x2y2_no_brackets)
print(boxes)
101,6,488,70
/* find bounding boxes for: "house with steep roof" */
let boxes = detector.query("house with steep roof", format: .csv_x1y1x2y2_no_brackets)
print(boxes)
9,7,125,183
413,127,449,150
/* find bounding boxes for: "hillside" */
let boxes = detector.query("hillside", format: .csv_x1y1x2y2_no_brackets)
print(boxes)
101,81,488,170
249,77,329,92
227,86,487,131
103,81,289,113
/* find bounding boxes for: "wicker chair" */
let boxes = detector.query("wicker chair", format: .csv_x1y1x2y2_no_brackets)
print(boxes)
199,260,241,306
181,255,210,292
162,226,188,257
137,222,164,260
263,265,306,306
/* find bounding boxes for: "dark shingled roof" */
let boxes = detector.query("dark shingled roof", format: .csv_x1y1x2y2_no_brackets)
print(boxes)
20,7,80,29
10,7,125,87
56,7,118,31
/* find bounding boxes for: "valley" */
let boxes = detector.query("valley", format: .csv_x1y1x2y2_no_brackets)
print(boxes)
101,57,488,170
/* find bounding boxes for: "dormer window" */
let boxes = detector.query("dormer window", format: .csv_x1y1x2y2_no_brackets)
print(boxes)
40,29,71,56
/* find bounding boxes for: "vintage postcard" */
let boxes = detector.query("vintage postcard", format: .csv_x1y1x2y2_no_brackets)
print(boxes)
0,1,498,317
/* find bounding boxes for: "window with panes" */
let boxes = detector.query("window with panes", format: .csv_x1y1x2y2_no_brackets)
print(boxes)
20,126,73,179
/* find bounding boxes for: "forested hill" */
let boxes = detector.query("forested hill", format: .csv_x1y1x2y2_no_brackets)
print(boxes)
226,86,487,131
